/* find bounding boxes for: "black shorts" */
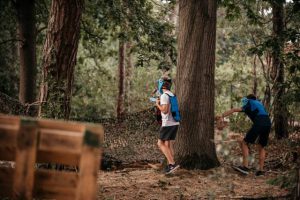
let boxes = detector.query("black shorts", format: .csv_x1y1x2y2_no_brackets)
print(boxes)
244,124,271,147
159,125,178,141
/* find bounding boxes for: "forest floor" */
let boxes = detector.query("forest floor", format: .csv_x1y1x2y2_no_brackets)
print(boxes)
96,108,299,200
97,164,290,200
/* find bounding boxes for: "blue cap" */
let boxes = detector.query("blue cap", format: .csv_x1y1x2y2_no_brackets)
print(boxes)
241,97,249,107
158,79,164,94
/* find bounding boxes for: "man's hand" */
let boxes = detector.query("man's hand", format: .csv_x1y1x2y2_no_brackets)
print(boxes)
215,115,223,121
215,115,226,130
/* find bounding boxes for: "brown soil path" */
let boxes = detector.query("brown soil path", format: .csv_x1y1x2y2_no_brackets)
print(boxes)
97,166,289,200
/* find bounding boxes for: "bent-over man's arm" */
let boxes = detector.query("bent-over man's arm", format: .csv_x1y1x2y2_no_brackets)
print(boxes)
222,107,243,118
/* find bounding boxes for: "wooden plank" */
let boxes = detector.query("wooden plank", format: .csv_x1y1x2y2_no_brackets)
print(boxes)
76,129,102,200
38,119,85,133
0,115,20,126
34,186,76,200
34,169,77,200
84,123,104,170
0,127,18,147
84,123,104,146
38,129,83,154
0,124,19,130
0,146,15,161
13,119,38,200
0,167,13,197
34,169,78,189
37,150,80,166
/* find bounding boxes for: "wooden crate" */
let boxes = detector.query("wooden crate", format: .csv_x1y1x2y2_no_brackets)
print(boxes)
0,115,104,200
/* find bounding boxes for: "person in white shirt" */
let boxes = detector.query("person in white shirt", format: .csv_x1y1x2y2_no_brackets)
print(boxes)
155,78,180,174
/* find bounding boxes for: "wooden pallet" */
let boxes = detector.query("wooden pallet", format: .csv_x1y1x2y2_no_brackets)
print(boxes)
0,115,104,200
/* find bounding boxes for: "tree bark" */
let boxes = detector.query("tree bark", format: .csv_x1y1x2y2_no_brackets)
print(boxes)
271,0,288,139
253,55,258,96
39,0,84,119
262,54,272,111
117,40,126,119
263,84,271,112
15,0,37,105
125,42,133,113
175,0,220,169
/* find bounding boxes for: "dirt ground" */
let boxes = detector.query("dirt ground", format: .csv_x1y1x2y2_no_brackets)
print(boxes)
76,110,299,199
97,122,298,200
97,165,290,200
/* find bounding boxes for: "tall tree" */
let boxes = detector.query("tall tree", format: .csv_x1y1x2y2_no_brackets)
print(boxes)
270,0,288,138
15,0,37,105
252,56,258,96
125,42,133,113
39,0,84,119
117,40,126,119
175,0,220,169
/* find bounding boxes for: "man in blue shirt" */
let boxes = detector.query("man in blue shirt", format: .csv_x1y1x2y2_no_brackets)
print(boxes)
218,94,271,176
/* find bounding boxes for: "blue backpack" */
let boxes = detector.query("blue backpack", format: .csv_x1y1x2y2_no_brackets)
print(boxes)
166,93,181,122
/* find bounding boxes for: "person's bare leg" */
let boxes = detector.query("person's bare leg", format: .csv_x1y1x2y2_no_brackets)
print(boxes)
157,140,175,164
257,144,266,171
168,140,175,159
240,140,249,168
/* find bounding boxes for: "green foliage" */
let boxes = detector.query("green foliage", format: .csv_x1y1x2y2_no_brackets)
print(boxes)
215,45,266,115
72,47,164,118
71,0,177,119
0,1,18,98
228,114,252,133
82,0,176,68
267,170,297,189
217,0,300,133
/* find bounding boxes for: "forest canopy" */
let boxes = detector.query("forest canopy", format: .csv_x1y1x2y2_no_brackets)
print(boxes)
0,0,299,128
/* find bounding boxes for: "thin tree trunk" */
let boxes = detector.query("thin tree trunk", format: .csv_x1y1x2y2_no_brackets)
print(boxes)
271,0,288,139
253,55,257,96
117,40,126,119
263,84,271,112
175,0,220,169
230,84,233,109
125,42,133,113
262,54,272,111
16,0,37,105
40,0,84,119
295,168,300,200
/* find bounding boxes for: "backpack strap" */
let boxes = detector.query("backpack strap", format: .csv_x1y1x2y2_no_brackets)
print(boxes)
163,92,172,114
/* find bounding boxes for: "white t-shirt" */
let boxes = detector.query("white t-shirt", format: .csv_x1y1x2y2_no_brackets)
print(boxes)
160,91,180,127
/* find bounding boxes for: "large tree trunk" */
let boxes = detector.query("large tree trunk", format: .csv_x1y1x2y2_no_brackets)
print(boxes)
117,40,126,119
271,0,288,139
39,0,84,119
175,0,220,169
15,0,37,105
